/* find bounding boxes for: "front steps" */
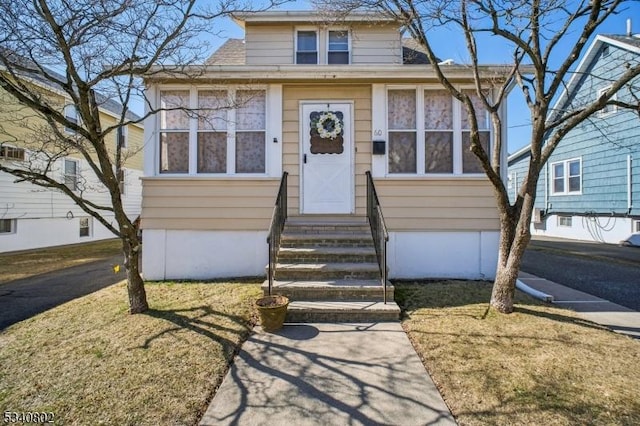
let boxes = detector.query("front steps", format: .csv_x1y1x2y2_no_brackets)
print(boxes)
262,216,400,322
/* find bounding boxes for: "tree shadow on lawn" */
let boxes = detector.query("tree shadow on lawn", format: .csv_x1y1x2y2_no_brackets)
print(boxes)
140,306,254,350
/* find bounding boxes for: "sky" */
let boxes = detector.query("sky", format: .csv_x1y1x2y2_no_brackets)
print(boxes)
196,0,640,154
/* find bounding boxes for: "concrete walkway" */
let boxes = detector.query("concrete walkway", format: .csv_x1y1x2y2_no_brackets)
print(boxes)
518,272,640,338
200,322,455,426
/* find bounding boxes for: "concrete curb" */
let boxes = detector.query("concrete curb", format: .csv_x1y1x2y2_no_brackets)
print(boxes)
516,279,554,303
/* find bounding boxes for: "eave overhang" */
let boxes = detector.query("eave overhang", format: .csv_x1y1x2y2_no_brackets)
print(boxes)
144,64,533,85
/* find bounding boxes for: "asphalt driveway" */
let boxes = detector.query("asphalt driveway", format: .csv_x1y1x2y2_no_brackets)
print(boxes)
522,237,640,311
0,255,124,330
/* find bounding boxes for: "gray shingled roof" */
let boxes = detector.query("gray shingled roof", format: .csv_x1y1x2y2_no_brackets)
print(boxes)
206,39,246,65
603,34,640,48
205,37,438,65
1,49,140,121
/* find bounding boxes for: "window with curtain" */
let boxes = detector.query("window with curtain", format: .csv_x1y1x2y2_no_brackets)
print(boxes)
157,88,267,175
424,90,453,173
159,90,189,174
387,89,417,174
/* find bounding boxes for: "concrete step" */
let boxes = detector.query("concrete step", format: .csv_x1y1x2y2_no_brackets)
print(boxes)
273,262,380,281
284,223,371,233
281,232,374,248
285,300,401,322
262,279,393,301
277,246,377,263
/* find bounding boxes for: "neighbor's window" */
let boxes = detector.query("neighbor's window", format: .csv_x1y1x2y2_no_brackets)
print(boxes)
296,31,318,64
0,219,15,234
79,217,91,237
598,86,617,116
328,30,349,64
634,220,640,233
0,145,25,161
551,158,581,195
159,90,190,174
64,159,79,191
387,87,491,175
388,89,417,173
64,104,79,134
558,216,572,227
159,88,267,175
117,125,128,150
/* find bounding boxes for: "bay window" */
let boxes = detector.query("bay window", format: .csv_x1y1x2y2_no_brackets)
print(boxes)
158,87,267,175
387,86,492,175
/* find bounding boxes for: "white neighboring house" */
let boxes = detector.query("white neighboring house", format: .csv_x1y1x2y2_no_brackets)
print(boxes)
0,82,144,253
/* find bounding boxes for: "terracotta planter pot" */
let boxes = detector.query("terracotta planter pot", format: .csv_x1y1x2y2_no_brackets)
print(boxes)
255,295,289,332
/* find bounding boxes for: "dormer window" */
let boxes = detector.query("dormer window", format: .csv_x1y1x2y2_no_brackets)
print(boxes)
328,31,349,64
296,31,318,64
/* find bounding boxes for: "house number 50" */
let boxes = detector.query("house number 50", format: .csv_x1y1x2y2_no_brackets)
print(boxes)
374,129,383,136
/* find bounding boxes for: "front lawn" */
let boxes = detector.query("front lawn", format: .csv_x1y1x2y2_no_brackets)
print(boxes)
396,281,640,425
0,281,261,425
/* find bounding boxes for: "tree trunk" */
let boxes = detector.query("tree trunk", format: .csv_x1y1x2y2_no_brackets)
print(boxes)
490,209,531,314
122,232,148,314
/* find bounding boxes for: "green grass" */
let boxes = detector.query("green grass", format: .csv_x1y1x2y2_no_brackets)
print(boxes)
0,281,262,425
0,239,121,284
396,280,640,426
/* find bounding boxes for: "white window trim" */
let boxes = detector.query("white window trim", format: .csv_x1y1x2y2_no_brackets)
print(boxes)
385,84,492,177
598,86,617,117
550,157,582,196
156,85,270,177
0,218,16,235
295,27,319,65
634,220,640,233
63,158,80,192
326,28,351,65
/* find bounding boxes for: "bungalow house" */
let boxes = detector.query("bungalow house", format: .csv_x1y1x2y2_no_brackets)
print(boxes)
0,66,144,252
508,33,640,245
140,10,512,317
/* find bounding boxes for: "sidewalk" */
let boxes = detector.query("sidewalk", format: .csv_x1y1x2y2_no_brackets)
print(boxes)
200,322,455,426
518,272,640,338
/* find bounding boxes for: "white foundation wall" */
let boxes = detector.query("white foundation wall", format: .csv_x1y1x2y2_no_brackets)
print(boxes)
532,215,635,244
142,229,268,281
388,231,499,280
0,215,118,252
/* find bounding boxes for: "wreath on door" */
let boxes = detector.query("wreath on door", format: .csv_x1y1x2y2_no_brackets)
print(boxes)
310,111,344,154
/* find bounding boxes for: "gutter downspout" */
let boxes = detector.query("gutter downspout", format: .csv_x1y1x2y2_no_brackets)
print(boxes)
628,155,633,214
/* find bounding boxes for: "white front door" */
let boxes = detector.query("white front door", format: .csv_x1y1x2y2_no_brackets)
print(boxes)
301,102,354,214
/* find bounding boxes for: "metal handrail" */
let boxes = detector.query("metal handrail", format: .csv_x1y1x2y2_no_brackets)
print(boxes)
267,172,288,296
365,171,389,304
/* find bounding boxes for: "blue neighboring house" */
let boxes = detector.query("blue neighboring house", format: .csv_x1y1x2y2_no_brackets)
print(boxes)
508,33,640,244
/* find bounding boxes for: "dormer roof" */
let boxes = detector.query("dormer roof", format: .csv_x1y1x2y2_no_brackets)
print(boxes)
231,10,398,28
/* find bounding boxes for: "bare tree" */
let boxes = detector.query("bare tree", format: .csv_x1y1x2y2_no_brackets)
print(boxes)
315,0,640,313
0,0,285,313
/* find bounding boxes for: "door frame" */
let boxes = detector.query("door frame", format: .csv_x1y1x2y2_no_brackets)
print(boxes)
299,100,355,214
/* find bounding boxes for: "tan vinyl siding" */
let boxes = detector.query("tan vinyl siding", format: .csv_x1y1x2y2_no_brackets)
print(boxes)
244,22,401,65
140,178,280,230
245,24,294,65
374,179,500,231
351,23,401,64
283,84,371,215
